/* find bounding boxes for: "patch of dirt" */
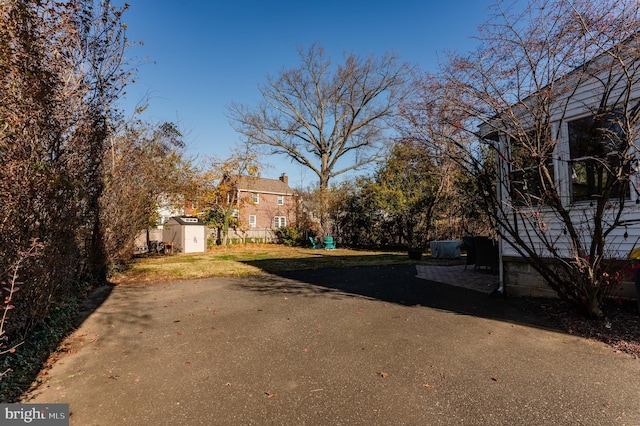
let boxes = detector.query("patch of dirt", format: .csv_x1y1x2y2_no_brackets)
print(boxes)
522,297,640,358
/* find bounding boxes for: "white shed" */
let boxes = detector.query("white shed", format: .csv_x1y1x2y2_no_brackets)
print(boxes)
162,216,207,253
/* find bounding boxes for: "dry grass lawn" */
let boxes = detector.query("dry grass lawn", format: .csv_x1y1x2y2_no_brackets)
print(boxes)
110,244,430,285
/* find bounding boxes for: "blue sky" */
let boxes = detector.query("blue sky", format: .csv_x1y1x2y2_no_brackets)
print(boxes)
119,0,496,188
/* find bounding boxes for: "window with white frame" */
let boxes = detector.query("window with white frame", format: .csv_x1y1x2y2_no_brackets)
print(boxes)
277,195,284,205
251,192,259,204
249,215,256,228
508,129,554,206
273,216,286,228
567,112,629,202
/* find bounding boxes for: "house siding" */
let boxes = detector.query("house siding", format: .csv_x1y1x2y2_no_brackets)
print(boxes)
484,42,640,297
501,205,640,259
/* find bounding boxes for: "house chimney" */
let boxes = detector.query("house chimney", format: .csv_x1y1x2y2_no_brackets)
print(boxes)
279,173,288,185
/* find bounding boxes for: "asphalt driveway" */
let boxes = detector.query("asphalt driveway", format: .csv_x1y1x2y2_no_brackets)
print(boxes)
24,265,640,425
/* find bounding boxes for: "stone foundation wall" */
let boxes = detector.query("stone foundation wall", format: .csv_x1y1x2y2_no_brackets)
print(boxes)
503,256,637,300
502,256,557,298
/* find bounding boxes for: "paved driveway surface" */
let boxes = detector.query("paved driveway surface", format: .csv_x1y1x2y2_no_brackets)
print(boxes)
24,265,640,425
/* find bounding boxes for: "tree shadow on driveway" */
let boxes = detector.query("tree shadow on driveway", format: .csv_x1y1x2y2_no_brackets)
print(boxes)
237,262,559,332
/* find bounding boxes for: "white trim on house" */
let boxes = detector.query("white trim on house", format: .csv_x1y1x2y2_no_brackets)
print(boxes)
273,216,287,228
495,108,640,260
478,38,640,296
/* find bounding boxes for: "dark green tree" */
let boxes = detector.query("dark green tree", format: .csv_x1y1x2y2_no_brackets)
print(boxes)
371,142,445,250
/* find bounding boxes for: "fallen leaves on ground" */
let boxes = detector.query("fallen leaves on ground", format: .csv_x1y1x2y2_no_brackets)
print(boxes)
522,297,640,358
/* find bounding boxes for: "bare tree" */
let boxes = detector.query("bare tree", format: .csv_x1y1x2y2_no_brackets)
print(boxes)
100,120,196,263
403,0,640,317
228,44,412,190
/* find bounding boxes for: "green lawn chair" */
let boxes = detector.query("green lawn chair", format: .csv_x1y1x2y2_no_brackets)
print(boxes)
323,236,336,250
309,236,320,249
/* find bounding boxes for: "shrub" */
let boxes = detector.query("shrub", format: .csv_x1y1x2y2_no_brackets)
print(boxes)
274,226,303,246
0,302,78,402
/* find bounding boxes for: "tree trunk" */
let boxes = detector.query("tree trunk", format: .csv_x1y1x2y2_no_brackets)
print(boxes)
222,218,229,246
319,172,330,191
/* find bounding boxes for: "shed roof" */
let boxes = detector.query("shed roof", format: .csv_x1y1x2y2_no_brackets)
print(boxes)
168,216,205,226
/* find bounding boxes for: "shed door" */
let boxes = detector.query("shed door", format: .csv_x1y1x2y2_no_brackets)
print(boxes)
183,226,205,253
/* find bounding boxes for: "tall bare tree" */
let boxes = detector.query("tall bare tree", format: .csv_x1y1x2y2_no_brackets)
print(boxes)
403,0,640,317
228,44,412,190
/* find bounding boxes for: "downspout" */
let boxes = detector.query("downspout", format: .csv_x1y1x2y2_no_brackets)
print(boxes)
475,125,508,296
495,132,509,295
497,233,505,294
481,131,507,295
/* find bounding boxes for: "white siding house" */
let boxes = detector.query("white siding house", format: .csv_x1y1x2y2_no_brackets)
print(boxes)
478,38,640,298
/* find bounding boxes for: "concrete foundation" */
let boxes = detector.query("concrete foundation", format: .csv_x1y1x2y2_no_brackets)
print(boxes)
503,257,557,298
503,256,639,301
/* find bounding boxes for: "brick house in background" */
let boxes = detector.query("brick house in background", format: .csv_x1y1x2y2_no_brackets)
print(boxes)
134,174,297,250
228,173,297,242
